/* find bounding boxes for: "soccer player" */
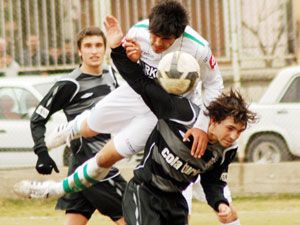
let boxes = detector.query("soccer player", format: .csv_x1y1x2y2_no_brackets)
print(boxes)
15,18,256,225
15,45,255,225
47,1,224,215
30,27,126,225
46,0,223,159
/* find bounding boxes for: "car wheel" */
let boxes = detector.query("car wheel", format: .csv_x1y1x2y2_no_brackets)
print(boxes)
246,133,293,163
63,146,71,166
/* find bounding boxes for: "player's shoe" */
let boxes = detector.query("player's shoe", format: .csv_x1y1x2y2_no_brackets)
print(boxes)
13,180,64,199
45,120,80,149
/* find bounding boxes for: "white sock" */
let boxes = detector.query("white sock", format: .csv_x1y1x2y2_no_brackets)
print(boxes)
221,219,241,225
62,157,110,193
73,110,91,133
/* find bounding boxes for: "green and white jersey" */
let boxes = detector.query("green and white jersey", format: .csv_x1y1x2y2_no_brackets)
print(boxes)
126,19,224,132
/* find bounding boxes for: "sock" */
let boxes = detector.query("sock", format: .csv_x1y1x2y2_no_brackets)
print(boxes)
73,110,91,133
221,219,241,225
61,157,110,193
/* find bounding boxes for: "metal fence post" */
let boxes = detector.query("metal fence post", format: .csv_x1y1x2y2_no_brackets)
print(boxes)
230,0,241,89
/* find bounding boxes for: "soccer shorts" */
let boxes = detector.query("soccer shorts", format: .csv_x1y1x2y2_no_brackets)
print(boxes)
87,84,157,157
123,179,189,225
56,171,127,220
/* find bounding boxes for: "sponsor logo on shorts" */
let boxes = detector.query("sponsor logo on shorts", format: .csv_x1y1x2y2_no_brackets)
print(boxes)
209,55,216,69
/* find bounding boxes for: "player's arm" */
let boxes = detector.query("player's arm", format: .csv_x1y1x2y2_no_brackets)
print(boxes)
200,167,229,211
196,47,223,130
200,149,237,211
31,80,78,174
111,46,196,123
184,46,224,158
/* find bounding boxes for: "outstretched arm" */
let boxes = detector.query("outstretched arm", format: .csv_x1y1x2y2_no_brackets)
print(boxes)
31,81,77,174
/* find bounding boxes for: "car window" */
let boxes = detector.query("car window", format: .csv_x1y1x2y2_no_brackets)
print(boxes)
33,82,54,96
0,88,22,120
280,76,300,103
13,88,39,119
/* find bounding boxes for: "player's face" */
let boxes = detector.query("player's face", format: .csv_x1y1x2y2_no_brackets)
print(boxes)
78,35,106,68
209,116,245,148
150,33,177,53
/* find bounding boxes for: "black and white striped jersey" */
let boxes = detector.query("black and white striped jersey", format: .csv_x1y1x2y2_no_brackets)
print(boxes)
111,46,237,210
31,67,118,156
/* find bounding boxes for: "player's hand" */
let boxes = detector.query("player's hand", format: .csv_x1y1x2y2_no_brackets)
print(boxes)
183,128,208,158
104,15,124,48
36,150,59,174
124,38,141,62
217,203,232,221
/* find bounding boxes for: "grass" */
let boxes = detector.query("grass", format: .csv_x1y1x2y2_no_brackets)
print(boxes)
1,194,300,225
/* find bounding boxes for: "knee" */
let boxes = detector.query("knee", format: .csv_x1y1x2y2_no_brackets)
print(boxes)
81,119,98,137
96,140,124,168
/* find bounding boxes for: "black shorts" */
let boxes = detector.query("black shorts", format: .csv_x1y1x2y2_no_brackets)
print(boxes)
123,179,188,225
56,173,127,221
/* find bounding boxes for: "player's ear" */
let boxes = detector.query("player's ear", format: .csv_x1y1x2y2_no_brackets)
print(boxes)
209,117,217,128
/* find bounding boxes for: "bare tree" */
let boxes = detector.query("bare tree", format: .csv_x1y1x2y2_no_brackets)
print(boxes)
241,0,294,67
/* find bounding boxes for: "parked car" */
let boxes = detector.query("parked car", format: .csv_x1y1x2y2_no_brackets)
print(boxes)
0,75,69,168
238,66,300,163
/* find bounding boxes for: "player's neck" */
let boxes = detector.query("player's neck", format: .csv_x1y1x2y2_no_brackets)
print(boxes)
80,64,103,76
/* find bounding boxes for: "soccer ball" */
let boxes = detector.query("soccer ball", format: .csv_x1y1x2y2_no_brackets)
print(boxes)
156,51,200,95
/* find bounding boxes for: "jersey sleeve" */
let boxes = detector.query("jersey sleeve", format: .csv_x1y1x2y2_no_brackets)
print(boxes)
30,80,78,155
194,45,224,132
200,164,229,211
111,46,197,125
199,149,237,211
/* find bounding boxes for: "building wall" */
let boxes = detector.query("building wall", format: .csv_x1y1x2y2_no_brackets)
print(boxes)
295,0,300,64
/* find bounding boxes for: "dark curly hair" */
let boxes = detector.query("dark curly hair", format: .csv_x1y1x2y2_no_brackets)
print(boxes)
205,89,258,128
149,0,189,38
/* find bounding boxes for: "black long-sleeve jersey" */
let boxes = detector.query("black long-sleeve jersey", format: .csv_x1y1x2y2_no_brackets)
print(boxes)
111,46,237,211
31,67,118,162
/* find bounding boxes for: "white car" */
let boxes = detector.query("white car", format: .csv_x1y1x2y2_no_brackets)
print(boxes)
238,66,300,163
0,75,68,168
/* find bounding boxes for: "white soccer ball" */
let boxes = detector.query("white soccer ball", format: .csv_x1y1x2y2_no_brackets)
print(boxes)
157,51,200,95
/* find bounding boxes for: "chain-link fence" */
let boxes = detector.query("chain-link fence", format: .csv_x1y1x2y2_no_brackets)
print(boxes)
0,0,297,76
0,0,103,74
0,0,298,162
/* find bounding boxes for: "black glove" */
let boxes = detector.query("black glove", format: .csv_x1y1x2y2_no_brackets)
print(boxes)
36,150,59,174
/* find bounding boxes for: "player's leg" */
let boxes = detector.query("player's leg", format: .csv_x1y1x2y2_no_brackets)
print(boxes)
13,113,155,199
56,189,95,225
122,180,162,225
81,173,127,225
113,110,157,158
14,101,157,199
13,141,121,199
182,183,193,216
46,84,150,149
65,213,88,225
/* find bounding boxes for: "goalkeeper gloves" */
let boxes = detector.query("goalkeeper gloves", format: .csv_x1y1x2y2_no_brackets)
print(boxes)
36,149,59,174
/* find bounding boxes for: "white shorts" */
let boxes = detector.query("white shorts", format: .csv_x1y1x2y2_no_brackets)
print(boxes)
182,177,232,214
87,84,157,157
